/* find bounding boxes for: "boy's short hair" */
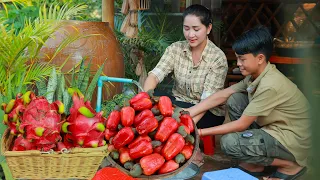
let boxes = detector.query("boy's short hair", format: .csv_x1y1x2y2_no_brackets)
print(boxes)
232,26,273,62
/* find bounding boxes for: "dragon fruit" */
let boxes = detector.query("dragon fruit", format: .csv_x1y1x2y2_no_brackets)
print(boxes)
62,88,106,148
2,93,27,135
18,92,64,151
2,91,65,151
12,134,35,151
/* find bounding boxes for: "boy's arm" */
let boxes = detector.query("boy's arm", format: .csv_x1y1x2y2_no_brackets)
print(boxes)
187,87,236,117
192,112,205,124
200,115,257,136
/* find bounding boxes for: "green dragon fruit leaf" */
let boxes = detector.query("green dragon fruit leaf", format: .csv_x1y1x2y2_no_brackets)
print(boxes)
46,67,58,103
77,59,86,90
63,89,71,115
36,79,47,97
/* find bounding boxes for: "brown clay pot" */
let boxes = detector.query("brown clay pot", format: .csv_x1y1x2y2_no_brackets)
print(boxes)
41,20,124,105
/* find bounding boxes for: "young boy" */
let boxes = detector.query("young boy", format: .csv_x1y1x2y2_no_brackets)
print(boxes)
186,26,311,180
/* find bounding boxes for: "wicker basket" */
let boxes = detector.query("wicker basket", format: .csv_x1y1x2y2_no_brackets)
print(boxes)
1,129,109,179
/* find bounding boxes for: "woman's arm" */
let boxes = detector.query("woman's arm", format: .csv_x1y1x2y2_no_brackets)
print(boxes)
143,73,159,92
143,44,176,92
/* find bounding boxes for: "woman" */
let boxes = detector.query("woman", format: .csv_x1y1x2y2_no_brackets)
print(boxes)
144,4,228,129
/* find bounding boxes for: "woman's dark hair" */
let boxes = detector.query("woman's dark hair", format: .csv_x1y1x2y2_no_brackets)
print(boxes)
183,4,212,27
232,25,274,62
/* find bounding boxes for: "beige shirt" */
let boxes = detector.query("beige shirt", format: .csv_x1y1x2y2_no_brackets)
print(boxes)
150,40,228,116
231,62,311,166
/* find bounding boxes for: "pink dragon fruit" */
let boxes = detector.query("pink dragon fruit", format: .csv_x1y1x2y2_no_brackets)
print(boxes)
18,93,64,151
2,93,27,135
12,135,35,151
62,88,106,148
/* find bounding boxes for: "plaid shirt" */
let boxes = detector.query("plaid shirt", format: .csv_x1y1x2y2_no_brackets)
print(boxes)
150,40,228,116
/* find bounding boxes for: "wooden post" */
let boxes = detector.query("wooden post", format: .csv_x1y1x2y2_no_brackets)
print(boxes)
102,0,115,29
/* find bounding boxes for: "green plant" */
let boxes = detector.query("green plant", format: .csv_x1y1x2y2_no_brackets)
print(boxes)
101,93,134,117
36,58,105,114
114,11,184,80
0,3,87,104
0,3,87,179
0,0,102,33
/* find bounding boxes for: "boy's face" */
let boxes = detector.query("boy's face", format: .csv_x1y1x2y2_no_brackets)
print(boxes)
235,53,263,78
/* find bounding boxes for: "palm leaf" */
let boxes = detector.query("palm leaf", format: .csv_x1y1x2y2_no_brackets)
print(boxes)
23,62,53,84
16,70,26,94
0,2,88,98
0,0,30,18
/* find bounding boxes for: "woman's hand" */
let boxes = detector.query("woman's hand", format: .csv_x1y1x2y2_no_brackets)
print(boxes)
143,73,159,92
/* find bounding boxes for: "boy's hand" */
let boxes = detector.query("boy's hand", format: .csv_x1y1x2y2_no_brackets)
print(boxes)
182,108,190,113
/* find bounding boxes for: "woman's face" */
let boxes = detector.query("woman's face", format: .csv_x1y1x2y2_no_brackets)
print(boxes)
183,14,211,48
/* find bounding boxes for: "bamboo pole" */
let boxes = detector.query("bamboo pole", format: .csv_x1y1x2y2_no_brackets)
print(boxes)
102,0,115,29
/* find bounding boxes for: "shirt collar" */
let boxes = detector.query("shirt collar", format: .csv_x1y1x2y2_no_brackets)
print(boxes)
182,38,210,63
246,62,273,93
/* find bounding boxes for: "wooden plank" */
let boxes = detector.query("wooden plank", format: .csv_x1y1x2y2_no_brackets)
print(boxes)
269,56,311,64
265,3,283,26
223,3,249,42
244,3,264,31
275,3,301,38
299,3,320,34
264,4,283,37
239,19,246,29
245,3,264,31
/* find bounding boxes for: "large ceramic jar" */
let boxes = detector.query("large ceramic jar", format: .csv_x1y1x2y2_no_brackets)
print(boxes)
41,20,124,104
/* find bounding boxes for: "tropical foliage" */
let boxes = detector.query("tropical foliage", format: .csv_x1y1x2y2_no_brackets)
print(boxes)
114,10,184,80
114,8,223,81
0,0,101,32
0,3,87,104
0,2,89,179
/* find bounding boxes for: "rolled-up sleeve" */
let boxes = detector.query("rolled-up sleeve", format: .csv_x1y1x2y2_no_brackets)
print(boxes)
149,45,175,83
200,56,228,100
230,76,250,93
